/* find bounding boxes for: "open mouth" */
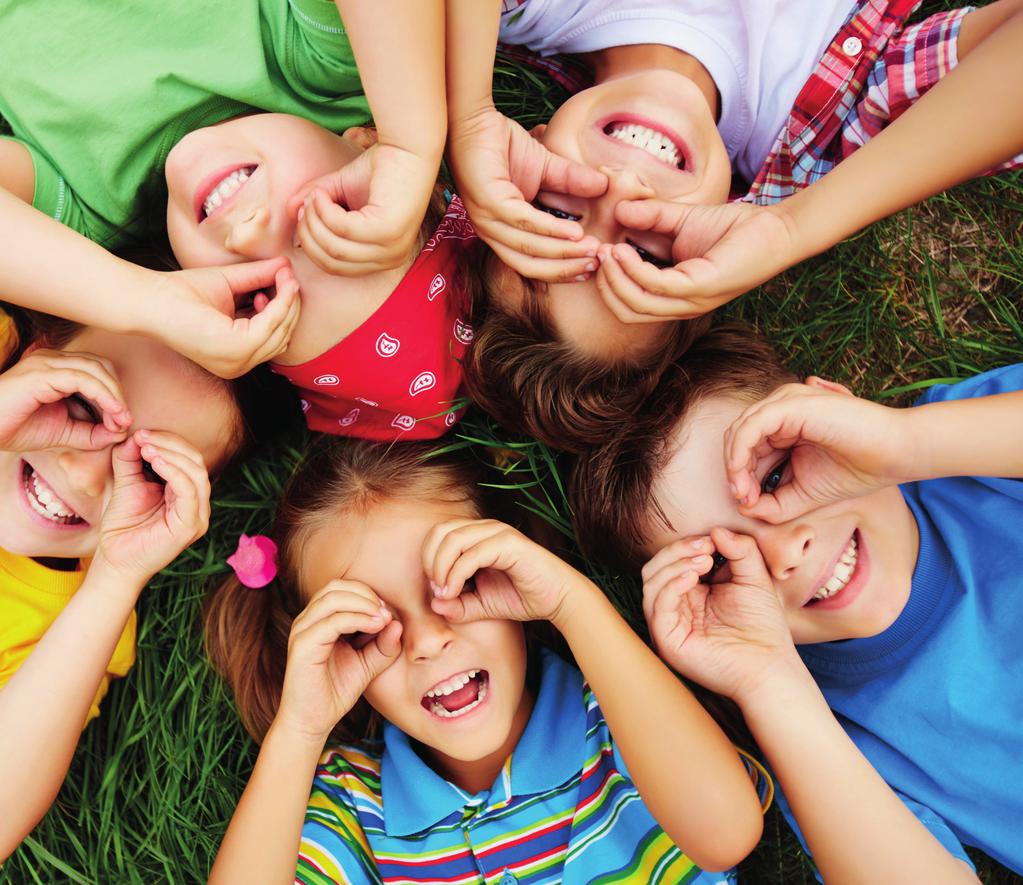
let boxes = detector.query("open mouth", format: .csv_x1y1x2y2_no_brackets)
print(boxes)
805,531,859,605
421,669,489,720
196,165,257,222
600,116,688,170
21,461,86,526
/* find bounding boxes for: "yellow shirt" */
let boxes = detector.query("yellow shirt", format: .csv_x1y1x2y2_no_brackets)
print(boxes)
0,549,137,725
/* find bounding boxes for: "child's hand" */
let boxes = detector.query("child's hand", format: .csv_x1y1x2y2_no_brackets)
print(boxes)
448,107,607,281
594,200,800,321
155,259,301,379
0,350,131,452
642,529,797,705
288,144,438,276
91,431,211,584
724,378,910,522
423,518,587,628
275,580,403,743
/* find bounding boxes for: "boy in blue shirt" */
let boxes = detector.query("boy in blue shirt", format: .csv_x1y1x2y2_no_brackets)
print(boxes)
571,325,1023,876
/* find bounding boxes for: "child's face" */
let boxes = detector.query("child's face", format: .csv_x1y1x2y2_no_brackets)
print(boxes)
492,70,731,360
0,330,238,560
302,498,532,783
644,394,921,645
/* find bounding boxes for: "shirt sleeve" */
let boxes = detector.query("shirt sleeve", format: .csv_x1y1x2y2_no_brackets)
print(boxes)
773,783,976,882
913,363,1023,406
297,771,383,885
0,135,110,242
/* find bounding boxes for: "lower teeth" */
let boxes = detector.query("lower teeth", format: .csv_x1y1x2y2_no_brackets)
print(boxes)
430,678,488,719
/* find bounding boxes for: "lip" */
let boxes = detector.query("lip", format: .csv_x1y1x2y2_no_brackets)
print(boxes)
595,113,693,172
193,163,257,223
17,459,90,533
803,530,869,611
421,669,491,724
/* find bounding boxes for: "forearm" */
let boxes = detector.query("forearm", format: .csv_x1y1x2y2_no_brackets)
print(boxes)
208,721,325,885
740,663,977,883
553,584,762,870
334,0,446,158
445,0,502,120
900,391,1023,480
781,10,1023,261
0,569,141,859
0,188,151,334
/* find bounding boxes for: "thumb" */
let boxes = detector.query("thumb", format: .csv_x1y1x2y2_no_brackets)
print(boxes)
111,436,145,487
217,257,291,301
740,481,815,525
358,621,403,680
430,592,491,624
65,422,127,452
540,151,608,198
614,198,691,236
710,528,771,588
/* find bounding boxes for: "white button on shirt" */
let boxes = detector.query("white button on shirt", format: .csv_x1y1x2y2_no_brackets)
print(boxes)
842,35,863,56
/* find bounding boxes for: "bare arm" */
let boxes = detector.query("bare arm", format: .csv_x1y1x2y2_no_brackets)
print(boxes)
0,140,35,203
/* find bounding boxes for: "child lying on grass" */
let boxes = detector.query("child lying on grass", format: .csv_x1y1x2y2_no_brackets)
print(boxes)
572,325,1023,876
0,307,293,858
203,440,767,883
449,0,1023,449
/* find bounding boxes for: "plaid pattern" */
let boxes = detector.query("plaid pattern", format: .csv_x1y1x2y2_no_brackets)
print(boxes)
496,44,593,96
744,1,1023,203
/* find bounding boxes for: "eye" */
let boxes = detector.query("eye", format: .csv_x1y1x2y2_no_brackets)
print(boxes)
761,457,790,495
705,551,731,584
626,239,673,269
66,394,101,424
533,201,581,222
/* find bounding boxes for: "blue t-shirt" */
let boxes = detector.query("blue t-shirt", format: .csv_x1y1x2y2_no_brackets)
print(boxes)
783,363,1023,874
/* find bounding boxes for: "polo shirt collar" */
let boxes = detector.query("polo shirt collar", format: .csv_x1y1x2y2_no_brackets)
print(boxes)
380,650,585,837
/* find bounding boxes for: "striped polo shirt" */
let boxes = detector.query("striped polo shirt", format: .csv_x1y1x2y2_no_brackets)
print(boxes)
296,651,751,884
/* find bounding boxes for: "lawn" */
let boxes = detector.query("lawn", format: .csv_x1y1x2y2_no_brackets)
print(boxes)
3,2,1023,882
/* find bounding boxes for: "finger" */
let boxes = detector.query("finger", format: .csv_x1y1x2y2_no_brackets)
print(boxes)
614,199,690,236
430,591,492,624
643,558,704,623
68,423,129,452
709,528,771,586
649,568,700,622
247,272,302,365
219,257,291,299
135,429,206,468
144,449,204,539
641,536,713,582
483,212,598,261
487,238,598,284
539,153,609,200
426,520,504,597
291,585,387,635
236,273,301,369
475,179,589,242
38,366,131,430
296,214,390,277
252,292,270,313
420,518,481,589
299,193,394,265
594,247,686,323
358,620,404,677
303,578,381,610
111,436,146,485
292,611,392,661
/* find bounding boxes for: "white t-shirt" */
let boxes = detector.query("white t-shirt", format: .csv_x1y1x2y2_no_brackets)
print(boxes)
499,0,858,182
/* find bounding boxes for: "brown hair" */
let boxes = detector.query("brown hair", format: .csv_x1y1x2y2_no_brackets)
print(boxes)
465,267,711,454
570,323,797,571
203,438,518,744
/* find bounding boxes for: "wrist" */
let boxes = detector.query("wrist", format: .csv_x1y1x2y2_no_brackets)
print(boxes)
731,649,819,721
267,711,332,754
78,558,147,606
548,574,602,635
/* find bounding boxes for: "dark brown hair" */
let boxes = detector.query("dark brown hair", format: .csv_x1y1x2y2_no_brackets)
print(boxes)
465,265,712,454
203,438,519,744
570,323,797,571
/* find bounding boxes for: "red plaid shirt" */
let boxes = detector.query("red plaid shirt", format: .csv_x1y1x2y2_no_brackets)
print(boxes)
744,0,1023,203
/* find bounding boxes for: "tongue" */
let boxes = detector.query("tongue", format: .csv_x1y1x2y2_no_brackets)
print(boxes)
437,677,480,713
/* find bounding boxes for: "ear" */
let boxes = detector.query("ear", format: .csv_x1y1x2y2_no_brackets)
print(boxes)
528,123,547,141
804,376,854,396
341,126,379,150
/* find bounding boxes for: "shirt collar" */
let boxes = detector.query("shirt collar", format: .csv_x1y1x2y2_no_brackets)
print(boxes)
380,650,585,837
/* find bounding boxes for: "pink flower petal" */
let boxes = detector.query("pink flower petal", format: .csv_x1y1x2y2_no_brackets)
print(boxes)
227,533,279,588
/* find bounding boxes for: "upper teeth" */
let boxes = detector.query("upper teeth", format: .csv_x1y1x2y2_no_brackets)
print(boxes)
203,167,253,218
812,537,857,602
607,123,682,168
425,669,479,698
25,468,81,523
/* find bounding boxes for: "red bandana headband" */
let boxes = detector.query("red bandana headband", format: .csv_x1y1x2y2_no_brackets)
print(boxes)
272,197,477,441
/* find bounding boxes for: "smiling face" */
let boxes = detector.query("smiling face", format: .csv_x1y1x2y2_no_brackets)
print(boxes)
302,497,532,789
490,70,731,361
165,114,408,363
0,329,239,560
645,394,920,644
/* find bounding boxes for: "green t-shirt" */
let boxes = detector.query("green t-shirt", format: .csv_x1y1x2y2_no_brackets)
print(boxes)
0,0,370,245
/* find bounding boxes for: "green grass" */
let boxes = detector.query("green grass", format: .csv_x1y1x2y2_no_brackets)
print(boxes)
4,5,1023,881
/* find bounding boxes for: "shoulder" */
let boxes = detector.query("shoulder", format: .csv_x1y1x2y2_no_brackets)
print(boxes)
913,363,1023,406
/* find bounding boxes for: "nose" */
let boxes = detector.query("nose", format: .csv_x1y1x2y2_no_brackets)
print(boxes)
585,167,656,242
224,206,276,259
404,609,456,663
756,522,814,583
56,447,112,501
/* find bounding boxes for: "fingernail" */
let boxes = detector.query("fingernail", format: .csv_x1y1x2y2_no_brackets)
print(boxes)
379,604,390,619
584,261,596,272
586,250,597,259
137,429,149,440
574,274,589,282
430,580,443,597
689,538,708,551
296,206,305,223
